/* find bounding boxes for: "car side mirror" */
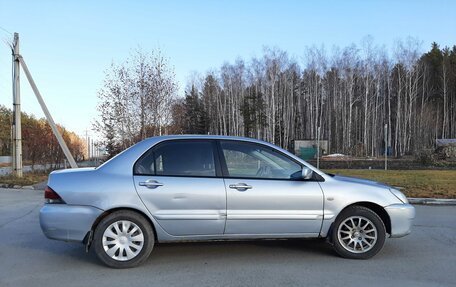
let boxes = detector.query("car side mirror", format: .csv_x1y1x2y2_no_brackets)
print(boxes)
301,167,313,180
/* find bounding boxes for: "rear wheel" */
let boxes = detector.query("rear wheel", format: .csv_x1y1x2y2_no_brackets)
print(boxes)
93,210,155,268
331,206,386,259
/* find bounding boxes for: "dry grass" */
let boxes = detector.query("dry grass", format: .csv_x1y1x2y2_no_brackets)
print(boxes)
326,169,456,198
0,172,48,187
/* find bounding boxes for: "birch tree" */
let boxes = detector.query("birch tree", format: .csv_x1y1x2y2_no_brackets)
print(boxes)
95,48,178,157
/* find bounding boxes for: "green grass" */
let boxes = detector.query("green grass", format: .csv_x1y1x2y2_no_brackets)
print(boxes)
325,169,456,198
0,172,48,187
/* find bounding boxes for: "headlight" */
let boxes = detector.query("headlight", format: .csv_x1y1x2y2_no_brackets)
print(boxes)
389,188,408,204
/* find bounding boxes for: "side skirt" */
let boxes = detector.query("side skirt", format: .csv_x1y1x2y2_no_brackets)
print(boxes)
157,232,320,243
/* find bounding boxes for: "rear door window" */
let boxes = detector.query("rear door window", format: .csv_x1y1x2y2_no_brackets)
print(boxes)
134,140,216,177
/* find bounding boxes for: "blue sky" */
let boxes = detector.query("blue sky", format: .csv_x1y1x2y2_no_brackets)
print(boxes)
0,0,455,138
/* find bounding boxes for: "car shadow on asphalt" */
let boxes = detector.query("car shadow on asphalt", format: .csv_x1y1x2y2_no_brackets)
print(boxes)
144,239,336,265
35,238,336,267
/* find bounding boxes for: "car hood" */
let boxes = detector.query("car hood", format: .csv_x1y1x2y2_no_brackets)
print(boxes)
331,174,391,189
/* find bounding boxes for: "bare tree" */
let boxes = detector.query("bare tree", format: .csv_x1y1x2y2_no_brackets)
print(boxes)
95,48,177,157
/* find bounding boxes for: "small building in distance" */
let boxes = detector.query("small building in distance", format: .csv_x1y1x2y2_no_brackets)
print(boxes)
436,139,456,147
435,139,456,160
294,139,328,160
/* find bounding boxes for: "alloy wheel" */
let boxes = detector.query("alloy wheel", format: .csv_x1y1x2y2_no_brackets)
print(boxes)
337,216,378,254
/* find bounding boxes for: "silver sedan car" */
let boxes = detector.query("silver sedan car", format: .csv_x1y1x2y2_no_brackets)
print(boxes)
40,135,415,268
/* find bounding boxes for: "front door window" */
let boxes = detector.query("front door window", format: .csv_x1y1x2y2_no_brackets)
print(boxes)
220,141,302,180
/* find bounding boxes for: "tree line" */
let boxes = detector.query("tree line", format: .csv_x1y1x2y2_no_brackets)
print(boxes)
97,38,456,158
0,105,86,167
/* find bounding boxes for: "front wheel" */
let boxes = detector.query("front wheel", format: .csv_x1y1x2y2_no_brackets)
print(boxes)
93,210,155,268
331,206,386,259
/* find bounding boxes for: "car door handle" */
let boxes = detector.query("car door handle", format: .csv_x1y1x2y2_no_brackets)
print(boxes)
139,180,164,189
229,183,252,191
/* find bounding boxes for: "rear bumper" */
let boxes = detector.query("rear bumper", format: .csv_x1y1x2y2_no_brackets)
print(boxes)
385,203,415,238
39,204,104,242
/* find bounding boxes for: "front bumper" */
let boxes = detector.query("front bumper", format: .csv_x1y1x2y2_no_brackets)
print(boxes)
40,204,104,242
385,203,415,238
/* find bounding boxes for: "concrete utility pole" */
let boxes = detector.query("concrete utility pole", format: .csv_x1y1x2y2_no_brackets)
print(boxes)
12,33,23,177
18,56,78,168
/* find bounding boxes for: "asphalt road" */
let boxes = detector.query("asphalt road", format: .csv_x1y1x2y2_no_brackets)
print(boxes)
0,189,455,287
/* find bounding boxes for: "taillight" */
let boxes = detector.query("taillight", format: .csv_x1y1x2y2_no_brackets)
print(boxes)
44,186,65,204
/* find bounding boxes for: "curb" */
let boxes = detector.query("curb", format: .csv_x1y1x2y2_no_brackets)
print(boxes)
0,184,35,190
407,198,456,206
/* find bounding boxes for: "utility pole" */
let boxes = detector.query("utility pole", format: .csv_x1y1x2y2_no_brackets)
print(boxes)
88,136,91,159
85,129,89,160
316,126,321,169
12,33,23,177
384,124,388,170
92,140,96,163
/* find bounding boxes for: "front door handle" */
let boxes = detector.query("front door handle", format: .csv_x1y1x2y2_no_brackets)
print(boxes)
229,183,252,191
139,180,164,189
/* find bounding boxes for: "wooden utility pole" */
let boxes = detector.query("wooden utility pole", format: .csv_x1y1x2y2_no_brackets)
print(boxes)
12,33,23,177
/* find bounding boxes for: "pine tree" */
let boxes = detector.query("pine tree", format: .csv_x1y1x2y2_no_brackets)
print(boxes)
183,85,209,134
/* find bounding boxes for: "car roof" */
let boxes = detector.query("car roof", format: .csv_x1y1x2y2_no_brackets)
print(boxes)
141,134,276,147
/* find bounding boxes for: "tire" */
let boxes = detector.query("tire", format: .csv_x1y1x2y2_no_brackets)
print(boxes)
93,210,155,268
331,206,386,259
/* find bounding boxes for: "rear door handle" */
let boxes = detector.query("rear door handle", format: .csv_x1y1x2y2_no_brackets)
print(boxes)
139,180,164,189
229,183,252,191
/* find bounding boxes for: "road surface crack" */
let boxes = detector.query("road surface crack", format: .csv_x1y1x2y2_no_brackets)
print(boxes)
0,203,41,228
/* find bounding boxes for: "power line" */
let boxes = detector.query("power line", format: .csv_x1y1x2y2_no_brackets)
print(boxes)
0,25,14,49
0,26,13,36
